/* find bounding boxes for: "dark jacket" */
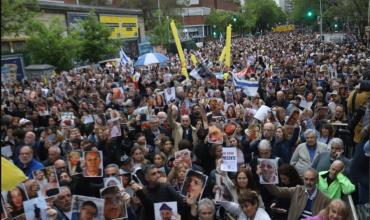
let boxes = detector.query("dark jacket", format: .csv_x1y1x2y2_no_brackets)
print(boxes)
136,183,191,220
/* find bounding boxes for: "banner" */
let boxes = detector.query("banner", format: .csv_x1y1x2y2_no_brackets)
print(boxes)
232,74,259,97
225,25,232,67
170,20,189,79
272,24,295,32
221,147,237,172
99,15,138,39
1,54,25,82
219,46,226,63
190,53,198,66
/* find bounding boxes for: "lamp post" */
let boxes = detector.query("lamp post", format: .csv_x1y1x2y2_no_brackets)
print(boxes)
157,0,161,24
319,0,323,41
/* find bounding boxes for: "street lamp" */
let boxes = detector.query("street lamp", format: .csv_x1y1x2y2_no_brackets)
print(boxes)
319,0,323,41
157,0,161,23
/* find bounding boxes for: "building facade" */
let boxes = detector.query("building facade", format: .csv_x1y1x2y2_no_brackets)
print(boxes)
175,0,241,38
1,0,144,58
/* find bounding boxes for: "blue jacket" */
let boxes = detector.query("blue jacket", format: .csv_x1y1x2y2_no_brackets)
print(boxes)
15,159,44,179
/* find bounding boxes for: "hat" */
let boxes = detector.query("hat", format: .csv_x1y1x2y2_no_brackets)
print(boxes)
330,90,338,96
159,203,172,211
19,118,32,126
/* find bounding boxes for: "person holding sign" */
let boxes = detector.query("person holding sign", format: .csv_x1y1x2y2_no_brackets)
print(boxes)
258,159,278,184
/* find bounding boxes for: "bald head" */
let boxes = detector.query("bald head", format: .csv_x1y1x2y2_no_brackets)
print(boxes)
263,123,275,140
181,115,191,128
276,91,285,101
329,160,344,179
24,131,36,145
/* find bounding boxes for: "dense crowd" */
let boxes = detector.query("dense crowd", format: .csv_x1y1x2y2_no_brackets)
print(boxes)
1,32,370,220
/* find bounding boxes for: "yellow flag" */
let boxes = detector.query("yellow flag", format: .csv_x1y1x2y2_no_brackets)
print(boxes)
190,53,198,66
225,24,232,67
219,46,226,63
1,157,27,191
170,20,189,79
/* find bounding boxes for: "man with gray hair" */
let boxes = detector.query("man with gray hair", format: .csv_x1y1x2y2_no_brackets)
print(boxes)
312,137,351,176
290,129,328,177
42,145,62,167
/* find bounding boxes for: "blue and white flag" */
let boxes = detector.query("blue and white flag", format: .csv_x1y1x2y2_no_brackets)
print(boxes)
119,48,131,66
232,73,259,97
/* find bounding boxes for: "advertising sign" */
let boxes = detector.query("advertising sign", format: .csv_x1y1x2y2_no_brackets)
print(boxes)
99,15,138,39
1,54,25,82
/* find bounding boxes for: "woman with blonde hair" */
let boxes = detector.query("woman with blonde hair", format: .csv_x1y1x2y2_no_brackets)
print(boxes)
303,199,350,220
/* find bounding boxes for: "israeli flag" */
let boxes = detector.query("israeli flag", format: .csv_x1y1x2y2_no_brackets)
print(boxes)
232,74,259,97
119,48,131,66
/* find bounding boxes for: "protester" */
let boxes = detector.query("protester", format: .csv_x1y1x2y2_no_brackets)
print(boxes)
1,30,368,219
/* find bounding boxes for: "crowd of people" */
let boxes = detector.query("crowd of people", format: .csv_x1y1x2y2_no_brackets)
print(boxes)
1,31,370,220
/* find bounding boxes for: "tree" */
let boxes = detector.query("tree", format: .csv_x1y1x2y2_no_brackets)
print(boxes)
291,0,368,40
71,12,118,63
149,17,183,49
121,0,179,29
1,0,38,37
25,19,79,71
244,0,286,32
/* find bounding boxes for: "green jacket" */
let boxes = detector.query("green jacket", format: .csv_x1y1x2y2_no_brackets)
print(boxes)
318,171,355,199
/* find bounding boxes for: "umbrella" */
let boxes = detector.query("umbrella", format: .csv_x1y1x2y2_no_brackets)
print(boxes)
134,53,169,66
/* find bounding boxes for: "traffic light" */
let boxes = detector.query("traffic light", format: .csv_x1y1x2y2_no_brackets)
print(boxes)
213,31,217,37
233,16,237,23
334,24,338,28
307,10,313,17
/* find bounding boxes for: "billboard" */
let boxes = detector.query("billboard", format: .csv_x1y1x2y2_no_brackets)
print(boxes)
99,15,138,39
1,54,25,82
66,12,90,28
138,42,154,55
272,24,295,32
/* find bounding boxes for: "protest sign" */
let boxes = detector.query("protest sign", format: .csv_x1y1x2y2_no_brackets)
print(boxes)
221,147,237,172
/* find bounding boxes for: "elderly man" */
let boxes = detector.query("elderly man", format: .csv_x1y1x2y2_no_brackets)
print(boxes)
312,138,351,176
247,122,276,161
272,91,289,108
53,186,72,220
15,145,44,178
265,169,331,220
290,129,328,177
42,146,62,167
318,160,355,199
168,104,198,151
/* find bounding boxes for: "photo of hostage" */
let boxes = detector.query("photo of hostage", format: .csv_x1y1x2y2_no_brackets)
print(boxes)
83,151,103,177
101,186,128,220
154,202,179,220
258,159,278,184
181,170,207,201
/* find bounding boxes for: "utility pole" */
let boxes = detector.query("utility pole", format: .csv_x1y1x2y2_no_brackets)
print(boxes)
157,0,161,24
319,0,323,41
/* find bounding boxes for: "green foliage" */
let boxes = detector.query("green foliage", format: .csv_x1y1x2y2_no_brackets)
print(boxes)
71,12,119,63
245,0,287,31
290,0,319,25
149,17,182,48
291,0,368,36
1,0,38,37
25,19,79,71
206,0,286,34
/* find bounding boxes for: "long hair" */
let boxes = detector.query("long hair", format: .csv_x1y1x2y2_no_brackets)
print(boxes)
234,168,258,192
319,199,350,219
7,186,27,210
278,164,303,187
